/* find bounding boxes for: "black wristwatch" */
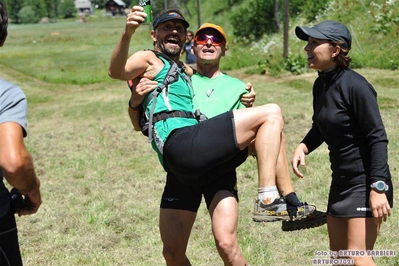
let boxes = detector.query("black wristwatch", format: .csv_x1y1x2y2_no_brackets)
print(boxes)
370,181,389,193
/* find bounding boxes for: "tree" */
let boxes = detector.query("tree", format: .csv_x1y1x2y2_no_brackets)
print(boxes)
289,0,328,21
283,0,289,59
274,0,280,31
2,0,24,23
24,0,46,19
59,0,76,19
230,0,278,40
43,0,61,19
18,6,39,24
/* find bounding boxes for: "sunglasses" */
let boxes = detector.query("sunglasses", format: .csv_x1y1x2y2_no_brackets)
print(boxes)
194,34,224,46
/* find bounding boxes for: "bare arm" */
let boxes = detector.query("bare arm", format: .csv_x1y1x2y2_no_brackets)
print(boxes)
128,105,142,131
109,6,161,131
0,122,41,216
128,78,159,131
108,6,151,81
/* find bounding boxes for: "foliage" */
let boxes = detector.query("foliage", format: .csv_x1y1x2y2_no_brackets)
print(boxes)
369,0,399,37
283,53,308,75
230,0,329,41
18,6,40,24
58,0,76,19
230,0,278,40
24,0,47,19
3,0,59,22
289,0,329,21
2,0,24,23
2,0,399,75
42,0,61,19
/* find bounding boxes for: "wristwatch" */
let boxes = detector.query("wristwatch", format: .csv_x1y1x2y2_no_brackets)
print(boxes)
370,181,389,192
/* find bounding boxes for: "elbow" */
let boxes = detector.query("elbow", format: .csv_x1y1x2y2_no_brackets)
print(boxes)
2,153,29,177
108,67,125,80
108,69,119,80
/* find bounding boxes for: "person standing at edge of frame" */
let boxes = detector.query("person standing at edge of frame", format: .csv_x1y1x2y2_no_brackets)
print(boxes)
0,2,42,265
292,20,393,266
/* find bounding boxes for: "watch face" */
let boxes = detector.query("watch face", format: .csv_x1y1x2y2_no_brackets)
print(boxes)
376,181,385,190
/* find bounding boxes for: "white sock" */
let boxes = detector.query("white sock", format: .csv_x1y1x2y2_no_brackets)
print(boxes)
258,186,280,204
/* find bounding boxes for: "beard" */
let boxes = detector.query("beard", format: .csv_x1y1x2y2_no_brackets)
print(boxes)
155,42,182,58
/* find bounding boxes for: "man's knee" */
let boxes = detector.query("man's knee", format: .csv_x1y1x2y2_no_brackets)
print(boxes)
162,244,186,264
215,237,238,256
262,103,283,127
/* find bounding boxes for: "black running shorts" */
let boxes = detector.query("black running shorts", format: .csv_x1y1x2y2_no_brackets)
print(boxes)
163,111,248,186
160,170,239,212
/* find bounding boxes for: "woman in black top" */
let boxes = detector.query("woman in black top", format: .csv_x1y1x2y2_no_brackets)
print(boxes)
292,21,393,265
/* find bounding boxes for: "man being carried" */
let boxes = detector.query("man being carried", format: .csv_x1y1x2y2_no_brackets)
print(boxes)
109,7,324,264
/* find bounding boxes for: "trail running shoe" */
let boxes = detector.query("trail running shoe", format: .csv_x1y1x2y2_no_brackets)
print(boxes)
253,198,316,222
281,209,327,231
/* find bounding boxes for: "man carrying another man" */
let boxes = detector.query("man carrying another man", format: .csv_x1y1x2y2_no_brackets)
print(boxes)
109,6,326,265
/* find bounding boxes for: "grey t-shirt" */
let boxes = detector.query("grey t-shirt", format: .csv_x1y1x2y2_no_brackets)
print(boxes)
0,78,28,217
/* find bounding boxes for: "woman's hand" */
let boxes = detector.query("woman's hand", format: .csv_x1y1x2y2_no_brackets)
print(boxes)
369,190,391,224
291,143,308,178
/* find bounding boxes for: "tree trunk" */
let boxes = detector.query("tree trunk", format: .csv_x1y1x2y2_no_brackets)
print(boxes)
274,0,280,31
283,0,289,59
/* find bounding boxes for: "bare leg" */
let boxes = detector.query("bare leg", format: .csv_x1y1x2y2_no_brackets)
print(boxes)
209,190,247,266
160,209,196,266
234,104,284,190
328,216,378,266
238,105,324,225
248,132,294,193
274,132,295,196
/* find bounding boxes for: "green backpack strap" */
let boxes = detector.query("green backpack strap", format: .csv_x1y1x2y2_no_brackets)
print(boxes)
126,50,185,141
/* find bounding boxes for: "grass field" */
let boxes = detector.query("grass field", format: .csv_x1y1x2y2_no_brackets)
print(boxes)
1,19,398,266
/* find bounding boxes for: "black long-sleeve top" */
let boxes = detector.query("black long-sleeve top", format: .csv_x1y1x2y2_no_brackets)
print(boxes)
301,67,391,183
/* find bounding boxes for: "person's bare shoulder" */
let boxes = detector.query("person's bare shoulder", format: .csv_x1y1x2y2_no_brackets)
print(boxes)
129,50,164,80
124,50,161,80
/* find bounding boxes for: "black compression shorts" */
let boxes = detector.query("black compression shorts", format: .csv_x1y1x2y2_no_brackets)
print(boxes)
160,170,240,212
163,111,248,186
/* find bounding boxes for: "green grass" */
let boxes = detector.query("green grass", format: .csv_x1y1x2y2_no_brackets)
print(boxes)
2,1,399,82
1,17,153,84
1,14,398,266
3,66,398,266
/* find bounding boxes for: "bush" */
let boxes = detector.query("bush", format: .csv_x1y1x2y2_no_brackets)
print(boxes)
284,53,307,75
18,6,40,24
59,0,76,19
230,0,278,41
289,0,329,21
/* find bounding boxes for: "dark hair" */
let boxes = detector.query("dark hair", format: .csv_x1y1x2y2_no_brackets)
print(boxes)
152,9,187,46
0,1,8,45
331,41,351,68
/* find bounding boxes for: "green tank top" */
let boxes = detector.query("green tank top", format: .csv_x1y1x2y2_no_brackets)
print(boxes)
192,72,247,118
144,56,198,165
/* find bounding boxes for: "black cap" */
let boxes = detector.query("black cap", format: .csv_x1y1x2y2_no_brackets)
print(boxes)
153,11,190,30
295,21,352,49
